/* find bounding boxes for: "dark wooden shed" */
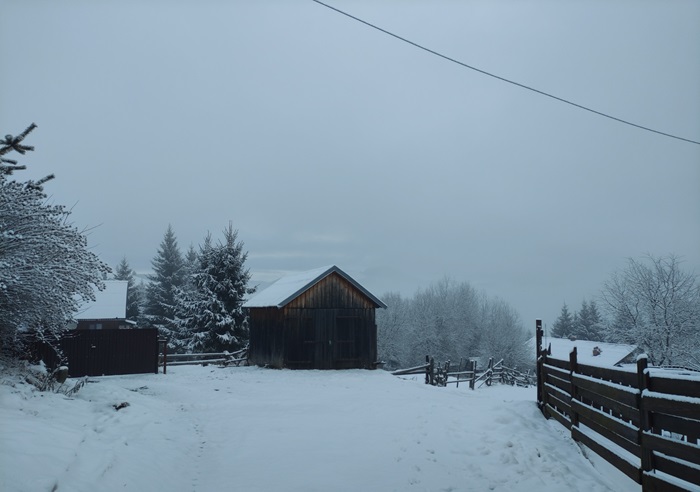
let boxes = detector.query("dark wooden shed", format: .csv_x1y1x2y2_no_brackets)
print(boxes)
243,265,387,369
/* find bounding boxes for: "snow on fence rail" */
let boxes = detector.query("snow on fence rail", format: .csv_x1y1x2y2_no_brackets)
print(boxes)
158,345,248,374
392,355,533,389
535,319,700,492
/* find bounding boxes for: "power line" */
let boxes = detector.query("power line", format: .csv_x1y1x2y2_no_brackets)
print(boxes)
311,0,700,146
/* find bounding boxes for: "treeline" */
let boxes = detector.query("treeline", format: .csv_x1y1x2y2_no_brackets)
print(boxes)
550,254,700,370
115,224,254,354
376,278,531,371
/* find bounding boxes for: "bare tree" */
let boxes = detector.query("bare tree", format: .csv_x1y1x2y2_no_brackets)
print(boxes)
375,292,410,370
601,255,700,368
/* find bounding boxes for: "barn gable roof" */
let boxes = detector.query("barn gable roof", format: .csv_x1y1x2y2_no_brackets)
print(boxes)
243,265,387,309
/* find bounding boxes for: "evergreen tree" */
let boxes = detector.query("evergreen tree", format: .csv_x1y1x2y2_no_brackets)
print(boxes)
113,257,140,321
181,244,198,291
551,303,575,338
144,225,184,341
574,300,603,341
0,124,111,356
175,224,254,353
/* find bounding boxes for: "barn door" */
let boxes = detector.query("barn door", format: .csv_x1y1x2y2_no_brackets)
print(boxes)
284,316,316,369
334,316,360,369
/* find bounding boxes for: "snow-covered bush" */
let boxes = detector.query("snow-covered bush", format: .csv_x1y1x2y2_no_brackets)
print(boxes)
0,123,111,359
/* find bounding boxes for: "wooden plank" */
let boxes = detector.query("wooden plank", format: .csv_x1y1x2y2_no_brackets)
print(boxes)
572,398,639,444
653,452,700,487
642,431,700,467
545,357,570,371
545,372,571,394
572,426,641,484
576,362,638,388
644,392,700,420
653,413,700,442
648,376,700,399
577,385,640,426
572,373,638,408
543,363,570,380
546,387,571,417
545,403,571,429
577,412,640,458
642,471,698,492
572,400,640,457
545,381,572,407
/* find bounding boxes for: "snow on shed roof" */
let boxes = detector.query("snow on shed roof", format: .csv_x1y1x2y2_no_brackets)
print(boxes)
530,336,638,367
243,265,387,309
75,280,128,319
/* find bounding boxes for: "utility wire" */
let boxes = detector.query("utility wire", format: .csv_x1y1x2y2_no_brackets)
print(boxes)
311,0,700,146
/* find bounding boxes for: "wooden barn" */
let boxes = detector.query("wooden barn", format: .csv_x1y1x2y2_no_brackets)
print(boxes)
243,265,387,370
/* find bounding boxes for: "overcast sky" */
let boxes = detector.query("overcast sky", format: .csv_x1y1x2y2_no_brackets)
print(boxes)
2,1,699,332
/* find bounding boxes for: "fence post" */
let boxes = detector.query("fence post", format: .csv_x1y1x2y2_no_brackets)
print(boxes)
486,357,493,386
637,355,652,485
456,358,463,388
469,359,477,390
425,355,430,384
569,347,579,433
536,319,544,411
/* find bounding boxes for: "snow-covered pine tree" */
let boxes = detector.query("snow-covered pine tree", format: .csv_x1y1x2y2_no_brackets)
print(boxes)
144,225,184,342
0,124,111,357
573,299,603,341
113,257,140,321
551,303,574,338
171,243,203,353
176,224,254,353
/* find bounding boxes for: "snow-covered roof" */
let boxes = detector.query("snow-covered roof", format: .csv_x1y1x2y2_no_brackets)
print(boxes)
75,280,128,319
529,336,638,367
243,265,387,309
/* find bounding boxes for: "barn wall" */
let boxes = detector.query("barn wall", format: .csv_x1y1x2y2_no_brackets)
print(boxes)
246,272,380,369
285,273,376,310
281,307,377,369
248,308,285,368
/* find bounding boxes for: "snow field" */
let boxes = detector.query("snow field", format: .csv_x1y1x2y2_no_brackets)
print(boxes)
0,366,638,492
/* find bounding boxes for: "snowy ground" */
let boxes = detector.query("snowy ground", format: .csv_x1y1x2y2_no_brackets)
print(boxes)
0,365,639,492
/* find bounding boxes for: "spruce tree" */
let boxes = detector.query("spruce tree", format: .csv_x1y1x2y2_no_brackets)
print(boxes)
574,299,603,341
113,257,140,321
175,224,254,353
144,225,184,341
551,303,574,338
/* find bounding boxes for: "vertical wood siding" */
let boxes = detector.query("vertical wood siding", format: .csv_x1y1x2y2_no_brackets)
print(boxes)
34,329,159,377
247,273,379,369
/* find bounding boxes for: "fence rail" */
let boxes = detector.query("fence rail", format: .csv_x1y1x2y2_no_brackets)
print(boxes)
535,320,700,491
158,345,248,374
392,355,533,390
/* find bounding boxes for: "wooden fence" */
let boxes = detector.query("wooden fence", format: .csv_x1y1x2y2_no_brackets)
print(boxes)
34,329,159,377
535,319,700,491
392,355,533,389
159,345,248,374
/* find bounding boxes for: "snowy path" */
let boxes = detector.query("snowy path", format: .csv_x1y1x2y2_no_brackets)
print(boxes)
0,366,638,492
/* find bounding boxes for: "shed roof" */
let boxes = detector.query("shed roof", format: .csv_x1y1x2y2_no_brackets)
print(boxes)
530,336,638,367
75,280,128,319
243,265,387,309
